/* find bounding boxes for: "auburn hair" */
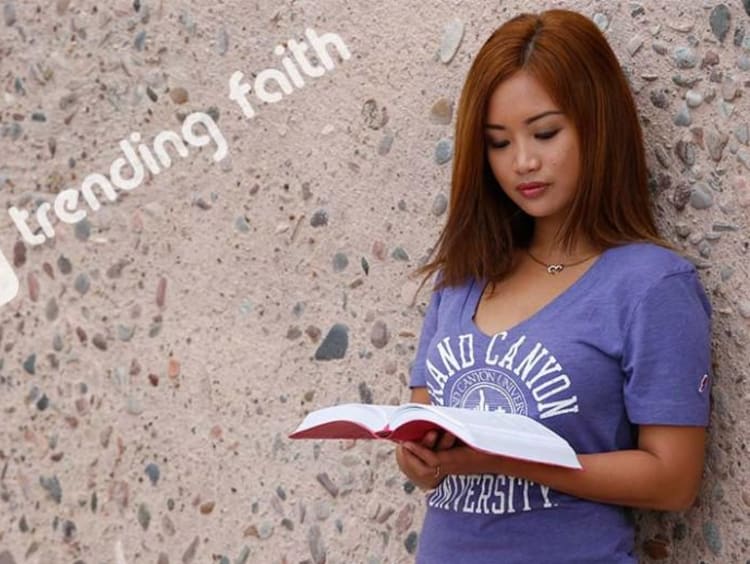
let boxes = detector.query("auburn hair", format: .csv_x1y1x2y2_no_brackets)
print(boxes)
409,8,679,304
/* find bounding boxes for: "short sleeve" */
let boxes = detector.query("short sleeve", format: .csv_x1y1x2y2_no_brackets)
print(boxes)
620,269,713,426
408,280,442,389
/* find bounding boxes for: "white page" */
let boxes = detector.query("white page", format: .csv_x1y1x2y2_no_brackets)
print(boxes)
388,403,581,469
292,403,399,434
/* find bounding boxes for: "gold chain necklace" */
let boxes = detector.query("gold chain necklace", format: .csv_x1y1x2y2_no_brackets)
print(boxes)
525,249,598,275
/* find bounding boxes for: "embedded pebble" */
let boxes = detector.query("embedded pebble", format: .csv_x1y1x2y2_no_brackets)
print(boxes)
643,537,669,559
649,89,669,109
652,40,668,55
673,46,698,69
709,5,731,43
654,145,670,168
92,333,107,350
332,252,348,272
721,77,738,101
395,503,415,533
734,123,749,145
169,87,189,104
626,35,643,56
145,463,160,485
117,325,134,341
362,99,388,130
430,98,453,125
234,216,249,232
439,19,464,63
719,101,734,119
156,276,167,307
137,503,151,530
257,521,273,539
216,26,229,55
126,396,143,415
405,531,419,554
4,1,16,26
702,521,722,555
308,525,326,564
689,183,714,209
432,193,448,215
23,353,36,374
391,246,409,261
592,13,608,32
313,499,331,521
370,320,389,348
74,218,91,241
685,90,703,108
358,381,373,404
673,103,691,126
39,475,62,503
738,149,750,171
705,128,728,161
13,241,25,267
378,132,394,155
435,138,453,164
314,324,348,360
234,548,249,564
134,30,146,50
675,223,691,238
316,472,339,497
182,536,199,563
57,254,72,274
310,209,328,227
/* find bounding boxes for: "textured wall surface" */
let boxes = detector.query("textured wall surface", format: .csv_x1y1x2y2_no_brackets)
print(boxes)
0,0,748,562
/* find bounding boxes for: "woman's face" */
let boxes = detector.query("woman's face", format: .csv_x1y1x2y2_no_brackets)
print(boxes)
484,71,581,222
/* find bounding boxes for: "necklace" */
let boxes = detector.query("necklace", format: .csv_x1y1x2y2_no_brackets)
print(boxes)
525,248,598,275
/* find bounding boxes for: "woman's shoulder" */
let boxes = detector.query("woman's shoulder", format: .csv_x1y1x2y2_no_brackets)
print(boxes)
606,241,697,280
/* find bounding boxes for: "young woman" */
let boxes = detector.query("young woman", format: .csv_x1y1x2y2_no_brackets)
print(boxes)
395,9,713,563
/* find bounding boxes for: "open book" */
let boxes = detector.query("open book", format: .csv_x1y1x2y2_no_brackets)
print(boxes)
289,402,582,470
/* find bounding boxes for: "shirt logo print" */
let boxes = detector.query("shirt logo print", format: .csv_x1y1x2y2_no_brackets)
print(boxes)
698,373,709,393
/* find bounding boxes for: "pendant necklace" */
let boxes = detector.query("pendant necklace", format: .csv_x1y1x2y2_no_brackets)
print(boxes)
525,248,598,275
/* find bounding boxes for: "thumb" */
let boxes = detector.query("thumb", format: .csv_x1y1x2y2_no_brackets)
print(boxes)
421,430,438,448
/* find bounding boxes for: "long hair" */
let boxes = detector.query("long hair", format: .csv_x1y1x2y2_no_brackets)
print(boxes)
409,8,679,304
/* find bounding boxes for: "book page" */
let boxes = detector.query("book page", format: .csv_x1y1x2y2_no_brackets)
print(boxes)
290,403,398,435
387,403,582,469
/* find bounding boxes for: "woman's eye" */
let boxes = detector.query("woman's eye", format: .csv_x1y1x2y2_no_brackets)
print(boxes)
536,129,560,140
489,140,509,149
487,129,560,150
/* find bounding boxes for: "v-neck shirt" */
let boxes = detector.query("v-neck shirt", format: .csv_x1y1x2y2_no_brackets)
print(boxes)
408,241,713,564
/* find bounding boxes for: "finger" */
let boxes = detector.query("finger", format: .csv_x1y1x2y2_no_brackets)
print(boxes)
403,441,440,467
401,446,435,476
420,430,438,448
436,431,457,450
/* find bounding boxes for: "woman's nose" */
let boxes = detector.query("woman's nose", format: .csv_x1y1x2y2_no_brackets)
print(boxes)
513,143,540,174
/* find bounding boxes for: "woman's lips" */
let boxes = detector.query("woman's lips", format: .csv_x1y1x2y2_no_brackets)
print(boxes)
517,183,549,198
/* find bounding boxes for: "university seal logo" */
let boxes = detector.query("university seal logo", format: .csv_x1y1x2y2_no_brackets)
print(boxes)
448,368,529,415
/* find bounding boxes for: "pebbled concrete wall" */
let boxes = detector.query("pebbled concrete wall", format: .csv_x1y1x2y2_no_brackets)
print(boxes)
0,0,748,562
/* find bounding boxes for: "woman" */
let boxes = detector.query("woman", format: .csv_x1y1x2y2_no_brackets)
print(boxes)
395,8,713,564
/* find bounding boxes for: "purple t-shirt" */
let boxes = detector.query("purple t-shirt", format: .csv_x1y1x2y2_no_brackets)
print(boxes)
408,242,713,564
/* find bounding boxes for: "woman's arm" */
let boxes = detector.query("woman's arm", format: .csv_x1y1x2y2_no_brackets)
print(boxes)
402,424,706,511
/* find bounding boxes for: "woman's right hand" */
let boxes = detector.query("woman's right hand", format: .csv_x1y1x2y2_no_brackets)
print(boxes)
397,389,457,490
394,430,457,491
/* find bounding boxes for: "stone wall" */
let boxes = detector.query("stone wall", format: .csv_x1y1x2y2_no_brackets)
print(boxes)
0,0,747,562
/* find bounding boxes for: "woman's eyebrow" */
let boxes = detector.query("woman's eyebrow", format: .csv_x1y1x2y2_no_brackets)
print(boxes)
485,110,563,130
